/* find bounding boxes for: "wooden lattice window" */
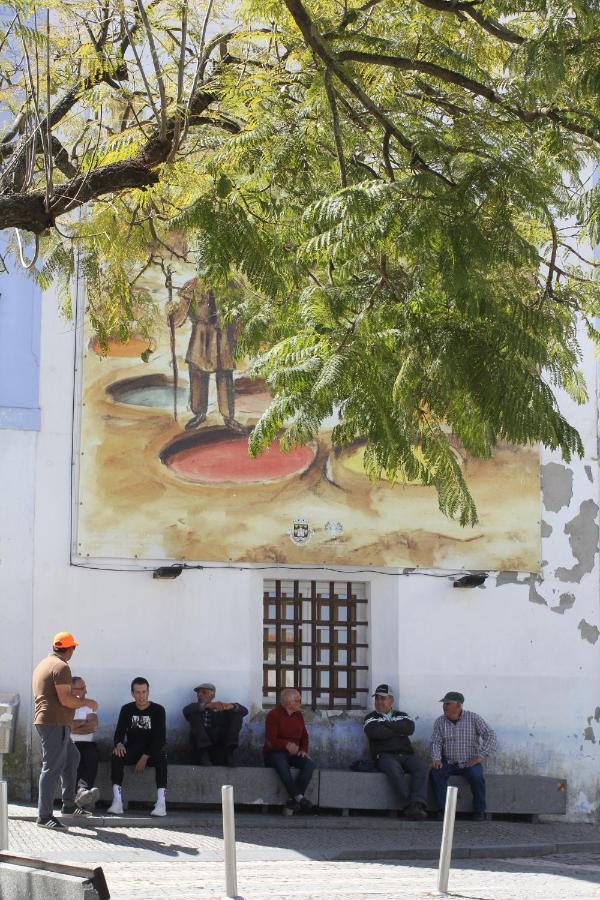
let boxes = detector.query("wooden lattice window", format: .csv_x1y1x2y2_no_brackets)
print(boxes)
263,579,369,709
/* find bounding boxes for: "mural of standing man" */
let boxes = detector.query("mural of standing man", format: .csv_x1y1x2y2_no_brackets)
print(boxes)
168,277,247,433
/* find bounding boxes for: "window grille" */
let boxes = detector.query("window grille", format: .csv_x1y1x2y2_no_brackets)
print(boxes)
263,579,369,709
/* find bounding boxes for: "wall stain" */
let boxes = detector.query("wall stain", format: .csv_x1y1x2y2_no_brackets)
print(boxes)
583,727,596,743
555,500,599,583
541,462,574,512
541,520,553,538
578,618,600,644
550,592,575,615
584,465,593,484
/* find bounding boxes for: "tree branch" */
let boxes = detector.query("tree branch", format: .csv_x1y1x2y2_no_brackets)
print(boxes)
414,0,526,45
283,0,453,186
338,50,600,144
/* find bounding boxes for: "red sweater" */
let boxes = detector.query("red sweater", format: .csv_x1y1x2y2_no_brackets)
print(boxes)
264,706,309,754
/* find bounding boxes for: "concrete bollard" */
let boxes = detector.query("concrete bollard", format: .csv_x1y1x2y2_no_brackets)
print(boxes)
0,781,8,851
222,784,243,900
436,785,458,895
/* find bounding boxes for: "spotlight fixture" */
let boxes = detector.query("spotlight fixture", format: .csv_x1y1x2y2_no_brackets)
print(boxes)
453,573,487,588
152,565,183,580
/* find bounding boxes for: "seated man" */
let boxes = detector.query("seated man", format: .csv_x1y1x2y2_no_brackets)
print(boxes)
108,677,168,818
263,688,316,813
363,683,428,820
182,681,248,766
70,676,100,808
430,691,496,821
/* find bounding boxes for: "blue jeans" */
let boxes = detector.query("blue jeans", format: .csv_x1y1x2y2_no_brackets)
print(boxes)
430,762,486,813
264,751,315,800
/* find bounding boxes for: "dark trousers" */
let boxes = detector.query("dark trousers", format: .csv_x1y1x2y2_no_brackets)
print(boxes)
111,749,168,789
264,751,315,800
74,741,99,788
430,762,487,813
36,725,79,819
189,709,245,763
376,752,429,808
189,367,235,419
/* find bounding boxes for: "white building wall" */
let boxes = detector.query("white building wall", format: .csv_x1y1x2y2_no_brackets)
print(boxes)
0,429,36,793
5,286,599,816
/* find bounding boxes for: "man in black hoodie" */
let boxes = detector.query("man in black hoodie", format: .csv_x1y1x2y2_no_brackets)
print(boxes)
363,684,428,820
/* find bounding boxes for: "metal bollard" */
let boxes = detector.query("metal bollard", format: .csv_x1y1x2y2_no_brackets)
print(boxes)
0,780,8,851
221,784,243,900
436,785,458,894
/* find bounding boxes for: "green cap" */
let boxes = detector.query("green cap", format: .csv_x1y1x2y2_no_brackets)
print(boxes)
440,691,464,704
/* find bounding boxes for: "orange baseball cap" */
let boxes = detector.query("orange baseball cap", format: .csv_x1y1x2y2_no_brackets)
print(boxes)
52,631,79,650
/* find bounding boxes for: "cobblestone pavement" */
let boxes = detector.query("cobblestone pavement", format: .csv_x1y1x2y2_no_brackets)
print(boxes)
6,814,600,898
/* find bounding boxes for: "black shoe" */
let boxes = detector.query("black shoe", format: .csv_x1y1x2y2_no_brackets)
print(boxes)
298,796,316,812
286,799,300,813
472,812,487,822
185,414,207,431
37,816,66,829
404,803,428,821
61,804,92,817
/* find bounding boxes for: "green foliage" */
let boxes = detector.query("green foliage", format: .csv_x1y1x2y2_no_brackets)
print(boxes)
2,0,599,525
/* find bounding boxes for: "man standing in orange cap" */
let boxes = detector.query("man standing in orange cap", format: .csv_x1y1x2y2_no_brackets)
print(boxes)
32,632,99,828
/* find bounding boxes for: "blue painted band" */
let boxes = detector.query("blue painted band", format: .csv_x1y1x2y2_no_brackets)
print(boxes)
0,406,41,431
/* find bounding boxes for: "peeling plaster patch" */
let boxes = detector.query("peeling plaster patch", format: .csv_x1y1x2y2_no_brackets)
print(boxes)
496,570,549,605
527,574,547,606
540,520,553,538
496,571,524,587
583,727,596,743
550,592,575,615
595,708,600,722
541,462,574,512
584,465,593,483
555,500,600,583
578,618,600,644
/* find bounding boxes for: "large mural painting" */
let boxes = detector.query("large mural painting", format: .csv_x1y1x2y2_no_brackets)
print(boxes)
76,260,540,571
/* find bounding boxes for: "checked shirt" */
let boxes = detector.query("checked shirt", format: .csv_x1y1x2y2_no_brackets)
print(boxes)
431,710,496,765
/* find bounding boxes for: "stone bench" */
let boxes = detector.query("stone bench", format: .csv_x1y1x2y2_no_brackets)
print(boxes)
91,763,566,818
318,771,567,817
94,762,319,807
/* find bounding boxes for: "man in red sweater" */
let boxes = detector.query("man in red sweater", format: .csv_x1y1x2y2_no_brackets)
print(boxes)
264,688,316,812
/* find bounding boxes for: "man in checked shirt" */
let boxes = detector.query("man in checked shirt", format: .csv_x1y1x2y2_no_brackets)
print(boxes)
430,691,496,821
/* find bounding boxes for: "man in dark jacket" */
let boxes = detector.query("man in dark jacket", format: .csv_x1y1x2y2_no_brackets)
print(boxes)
363,684,428,820
182,682,248,766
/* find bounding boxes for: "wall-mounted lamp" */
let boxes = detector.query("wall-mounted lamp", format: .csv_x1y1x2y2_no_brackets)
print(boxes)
453,573,487,588
152,565,183,580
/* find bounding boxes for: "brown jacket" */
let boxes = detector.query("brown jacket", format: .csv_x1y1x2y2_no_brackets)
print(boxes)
172,279,237,371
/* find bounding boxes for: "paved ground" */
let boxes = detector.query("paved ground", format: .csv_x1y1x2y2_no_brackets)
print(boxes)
5,804,600,898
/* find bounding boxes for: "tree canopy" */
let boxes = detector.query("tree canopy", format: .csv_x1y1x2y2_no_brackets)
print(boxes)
1,0,599,524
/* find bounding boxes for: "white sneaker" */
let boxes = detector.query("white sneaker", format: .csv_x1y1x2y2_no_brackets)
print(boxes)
107,797,123,815
75,786,100,809
151,799,167,817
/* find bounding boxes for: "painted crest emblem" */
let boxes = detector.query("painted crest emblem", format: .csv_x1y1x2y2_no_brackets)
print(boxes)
288,516,313,546
324,520,343,539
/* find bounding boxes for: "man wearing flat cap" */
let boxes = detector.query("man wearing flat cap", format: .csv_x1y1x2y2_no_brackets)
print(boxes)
430,691,496,821
182,682,248,766
363,684,429,820
32,632,100,829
